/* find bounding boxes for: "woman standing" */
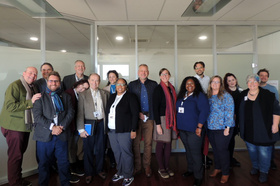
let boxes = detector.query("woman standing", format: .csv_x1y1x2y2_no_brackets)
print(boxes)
176,76,209,186
207,75,235,184
105,78,139,186
153,68,177,179
223,73,242,167
103,70,119,94
103,70,119,168
239,74,280,183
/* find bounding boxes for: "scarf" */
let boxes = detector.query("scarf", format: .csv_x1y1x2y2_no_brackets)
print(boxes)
160,81,177,133
46,87,64,114
20,76,38,130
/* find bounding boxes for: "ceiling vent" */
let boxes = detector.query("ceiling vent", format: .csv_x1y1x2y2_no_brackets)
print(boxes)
130,39,150,43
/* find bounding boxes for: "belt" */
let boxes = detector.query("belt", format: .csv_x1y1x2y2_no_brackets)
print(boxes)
96,119,103,123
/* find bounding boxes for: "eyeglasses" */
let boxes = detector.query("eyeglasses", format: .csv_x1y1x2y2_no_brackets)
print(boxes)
211,81,220,84
160,73,169,77
48,80,60,83
247,80,258,84
116,83,126,87
195,67,203,70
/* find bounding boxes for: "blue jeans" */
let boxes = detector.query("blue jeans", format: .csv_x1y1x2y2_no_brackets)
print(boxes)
245,141,273,174
37,136,70,186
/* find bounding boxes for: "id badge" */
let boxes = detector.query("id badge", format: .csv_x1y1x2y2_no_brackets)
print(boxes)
93,111,100,117
178,107,184,113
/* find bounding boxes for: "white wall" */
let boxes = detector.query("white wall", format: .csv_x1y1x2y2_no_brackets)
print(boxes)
0,46,90,184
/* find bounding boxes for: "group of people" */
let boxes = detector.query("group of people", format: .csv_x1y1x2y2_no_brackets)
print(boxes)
0,60,279,186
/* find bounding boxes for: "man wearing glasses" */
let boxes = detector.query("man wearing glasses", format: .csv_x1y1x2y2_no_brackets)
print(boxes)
33,71,74,186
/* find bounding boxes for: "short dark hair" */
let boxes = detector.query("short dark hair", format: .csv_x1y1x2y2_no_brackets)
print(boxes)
40,62,53,71
72,79,89,89
193,61,205,69
48,71,61,82
257,68,269,77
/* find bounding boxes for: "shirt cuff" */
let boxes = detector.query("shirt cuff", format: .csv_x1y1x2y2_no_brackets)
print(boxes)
78,129,85,134
49,123,55,130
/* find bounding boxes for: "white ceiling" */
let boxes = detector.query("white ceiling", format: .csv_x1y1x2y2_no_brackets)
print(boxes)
1,0,280,54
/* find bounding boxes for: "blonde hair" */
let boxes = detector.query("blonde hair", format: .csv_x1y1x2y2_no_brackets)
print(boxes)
207,75,225,99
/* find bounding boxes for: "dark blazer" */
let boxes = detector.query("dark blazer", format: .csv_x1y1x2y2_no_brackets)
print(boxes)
34,78,47,93
128,78,157,120
62,73,89,90
105,91,139,133
33,91,74,142
239,87,280,145
65,88,78,132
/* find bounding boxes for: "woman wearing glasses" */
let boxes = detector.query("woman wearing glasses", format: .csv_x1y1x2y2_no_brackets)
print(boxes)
153,68,177,179
105,78,139,186
207,75,235,184
238,74,280,183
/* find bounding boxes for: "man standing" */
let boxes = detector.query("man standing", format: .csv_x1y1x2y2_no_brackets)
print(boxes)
34,62,54,92
193,61,212,169
257,68,279,170
128,64,157,177
194,61,210,94
0,67,41,186
77,73,109,184
33,71,74,186
62,60,88,90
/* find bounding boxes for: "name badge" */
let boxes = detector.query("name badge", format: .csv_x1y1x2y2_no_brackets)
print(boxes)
178,107,184,113
93,111,100,117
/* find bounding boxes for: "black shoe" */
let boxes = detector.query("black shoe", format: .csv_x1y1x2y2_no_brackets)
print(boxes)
270,160,277,170
69,174,80,183
232,158,241,167
71,167,85,176
182,171,193,177
194,178,202,186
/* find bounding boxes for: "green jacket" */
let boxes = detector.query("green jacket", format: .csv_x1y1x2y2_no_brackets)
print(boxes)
0,79,33,132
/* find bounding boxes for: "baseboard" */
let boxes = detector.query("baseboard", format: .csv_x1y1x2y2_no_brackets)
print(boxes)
0,169,38,185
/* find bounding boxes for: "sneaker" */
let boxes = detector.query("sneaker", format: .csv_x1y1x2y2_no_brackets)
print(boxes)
112,174,124,182
158,169,169,178
71,168,85,177
122,177,134,186
259,172,268,183
69,174,80,183
250,168,258,175
166,169,174,177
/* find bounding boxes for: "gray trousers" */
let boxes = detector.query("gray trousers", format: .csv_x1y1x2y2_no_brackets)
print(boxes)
180,130,203,179
108,130,134,178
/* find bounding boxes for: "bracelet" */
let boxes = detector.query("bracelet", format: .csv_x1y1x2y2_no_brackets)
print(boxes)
225,126,230,129
197,126,202,129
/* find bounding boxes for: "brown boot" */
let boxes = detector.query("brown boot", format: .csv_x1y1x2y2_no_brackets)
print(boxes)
209,169,221,177
220,175,229,183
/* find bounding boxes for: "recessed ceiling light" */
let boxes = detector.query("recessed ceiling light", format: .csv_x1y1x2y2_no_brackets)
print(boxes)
116,36,123,41
60,50,67,53
199,35,207,40
30,37,38,41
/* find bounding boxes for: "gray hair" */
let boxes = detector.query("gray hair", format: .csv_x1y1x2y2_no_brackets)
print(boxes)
246,74,260,84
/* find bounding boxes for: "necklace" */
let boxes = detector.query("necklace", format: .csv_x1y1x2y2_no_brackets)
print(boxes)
248,90,259,96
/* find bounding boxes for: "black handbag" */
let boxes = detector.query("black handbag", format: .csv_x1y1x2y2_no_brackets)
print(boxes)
84,119,97,136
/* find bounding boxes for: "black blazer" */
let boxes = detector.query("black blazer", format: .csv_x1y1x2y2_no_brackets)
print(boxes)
33,91,74,142
62,74,89,90
105,91,139,133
